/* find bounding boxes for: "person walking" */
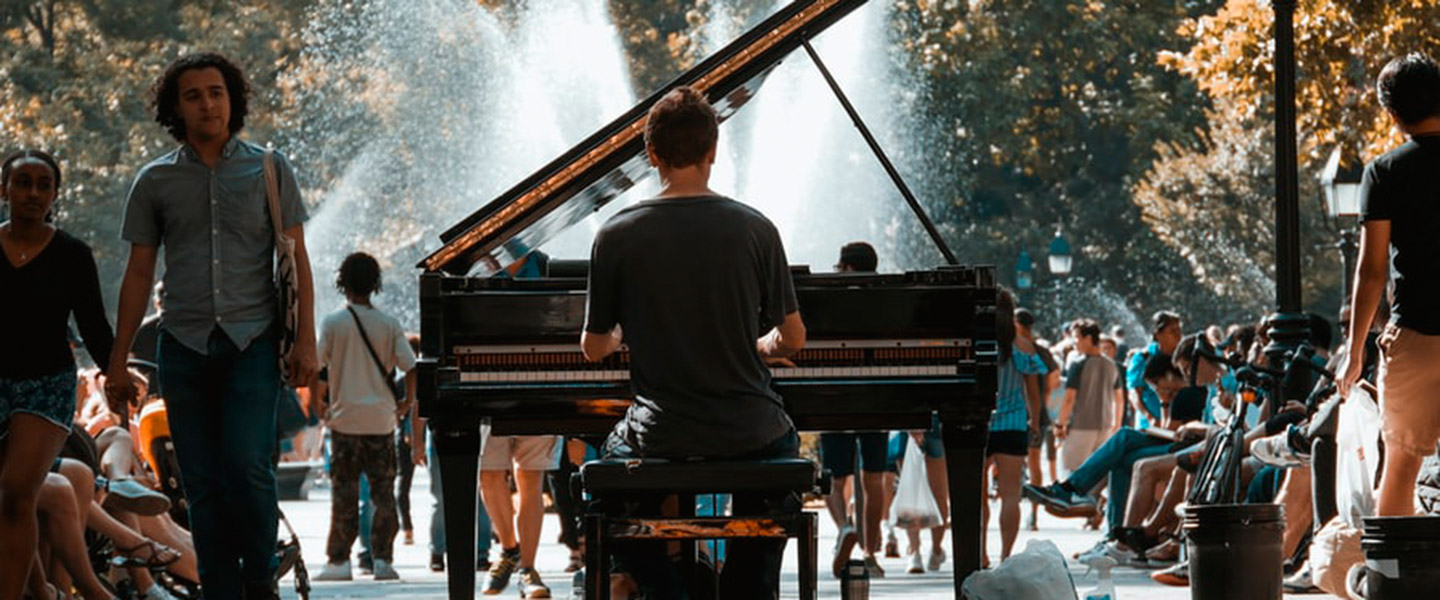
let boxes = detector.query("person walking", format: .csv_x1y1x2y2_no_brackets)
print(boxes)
1,149,117,600
312,253,416,581
105,53,318,600
1339,52,1440,517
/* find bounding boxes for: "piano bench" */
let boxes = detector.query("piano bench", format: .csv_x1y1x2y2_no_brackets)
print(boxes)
577,458,822,600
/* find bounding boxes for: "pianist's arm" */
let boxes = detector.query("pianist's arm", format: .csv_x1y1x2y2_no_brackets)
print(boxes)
581,325,623,362
757,310,806,359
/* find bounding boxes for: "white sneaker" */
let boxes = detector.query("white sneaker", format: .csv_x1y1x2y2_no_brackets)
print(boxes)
372,558,399,581
1077,540,1138,567
906,551,924,574
315,560,353,581
863,554,885,579
927,546,947,572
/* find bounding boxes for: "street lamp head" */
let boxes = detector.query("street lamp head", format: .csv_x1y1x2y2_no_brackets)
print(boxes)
1320,145,1364,218
1047,232,1073,276
1016,250,1034,290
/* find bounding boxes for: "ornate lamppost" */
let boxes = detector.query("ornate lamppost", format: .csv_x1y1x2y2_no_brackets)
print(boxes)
1320,144,1365,303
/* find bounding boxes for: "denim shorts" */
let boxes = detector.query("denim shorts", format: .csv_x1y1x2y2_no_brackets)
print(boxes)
0,368,78,432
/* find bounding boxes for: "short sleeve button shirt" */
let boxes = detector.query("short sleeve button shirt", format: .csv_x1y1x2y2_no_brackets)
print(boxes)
121,138,308,354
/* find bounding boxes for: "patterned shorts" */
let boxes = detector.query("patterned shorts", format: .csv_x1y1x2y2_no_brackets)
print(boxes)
0,369,78,432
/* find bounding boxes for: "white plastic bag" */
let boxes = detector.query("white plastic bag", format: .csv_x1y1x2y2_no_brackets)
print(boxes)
1336,386,1382,526
962,539,1078,600
889,435,944,529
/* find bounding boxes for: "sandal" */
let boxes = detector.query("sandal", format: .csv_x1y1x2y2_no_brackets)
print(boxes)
112,538,182,569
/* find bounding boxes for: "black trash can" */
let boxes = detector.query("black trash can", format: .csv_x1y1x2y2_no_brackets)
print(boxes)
1360,515,1440,599
1184,503,1284,600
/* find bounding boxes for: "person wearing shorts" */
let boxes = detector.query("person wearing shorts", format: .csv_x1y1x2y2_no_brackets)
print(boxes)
479,432,558,596
981,290,1048,564
1339,52,1440,517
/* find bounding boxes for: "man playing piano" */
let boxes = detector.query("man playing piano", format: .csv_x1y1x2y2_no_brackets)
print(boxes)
580,85,807,599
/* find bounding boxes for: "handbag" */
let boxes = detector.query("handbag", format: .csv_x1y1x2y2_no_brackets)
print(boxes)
262,151,300,385
346,306,406,403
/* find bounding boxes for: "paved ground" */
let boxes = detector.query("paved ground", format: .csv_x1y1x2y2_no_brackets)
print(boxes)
274,466,1343,599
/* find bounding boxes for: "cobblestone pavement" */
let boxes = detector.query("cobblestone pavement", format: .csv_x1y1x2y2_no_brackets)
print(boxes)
274,466,1342,599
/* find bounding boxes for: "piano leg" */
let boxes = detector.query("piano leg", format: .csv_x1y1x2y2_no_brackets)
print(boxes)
941,418,987,599
432,422,482,600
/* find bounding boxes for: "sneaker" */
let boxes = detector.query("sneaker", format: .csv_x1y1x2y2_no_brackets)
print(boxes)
565,549,584,573
1151,561,1189,587
1251,430,1310,467
357,551,374,575
403,529,415,545
832,524,858,578
884,529,900,558
1077,540,1140,568
906,551,924,574
484,550,520,595
517,568,552,599
1022,482,1097,517
98,477,172,517
1283,562,1318,593
863,555,885,578
927,547,947,572
314,560,353,582
429,552,445,572
373,558,399,580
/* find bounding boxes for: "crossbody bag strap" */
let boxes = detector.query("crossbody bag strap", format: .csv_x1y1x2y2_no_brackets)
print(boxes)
261,150,286,242
346,305,392,383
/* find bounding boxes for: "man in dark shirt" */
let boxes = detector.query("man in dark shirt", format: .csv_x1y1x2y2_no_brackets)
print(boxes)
1339,52,1440,517
581,85,806,599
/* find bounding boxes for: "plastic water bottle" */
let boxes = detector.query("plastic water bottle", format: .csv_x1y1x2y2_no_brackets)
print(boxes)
1082,555,1118,600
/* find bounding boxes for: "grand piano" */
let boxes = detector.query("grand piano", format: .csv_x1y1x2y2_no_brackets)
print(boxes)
415,1,999,597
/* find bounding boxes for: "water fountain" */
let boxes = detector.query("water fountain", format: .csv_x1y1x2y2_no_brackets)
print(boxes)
293,0,952,327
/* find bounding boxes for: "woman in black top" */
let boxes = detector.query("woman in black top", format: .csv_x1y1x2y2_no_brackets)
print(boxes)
0,149,115,598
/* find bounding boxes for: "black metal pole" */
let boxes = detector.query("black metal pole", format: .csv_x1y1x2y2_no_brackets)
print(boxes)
801,38,959,266
1264,0,1310,409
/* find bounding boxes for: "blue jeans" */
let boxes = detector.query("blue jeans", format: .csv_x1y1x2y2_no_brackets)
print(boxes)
159,329,281,599
600,429,801,600
427,435,492,556
1065,429,1170,531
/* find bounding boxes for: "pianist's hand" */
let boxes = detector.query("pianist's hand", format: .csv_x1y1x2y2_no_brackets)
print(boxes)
764,356,796,368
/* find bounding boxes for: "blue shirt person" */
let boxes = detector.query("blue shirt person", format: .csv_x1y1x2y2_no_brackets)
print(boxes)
104,53,317,600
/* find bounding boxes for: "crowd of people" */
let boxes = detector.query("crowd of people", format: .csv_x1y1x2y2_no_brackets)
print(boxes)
3,45,1438,600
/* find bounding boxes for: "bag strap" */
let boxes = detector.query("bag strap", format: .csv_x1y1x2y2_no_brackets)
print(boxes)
346,305,393,384
261,150,286,243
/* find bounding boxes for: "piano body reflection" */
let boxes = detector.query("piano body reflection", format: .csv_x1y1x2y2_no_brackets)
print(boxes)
415,1,998,597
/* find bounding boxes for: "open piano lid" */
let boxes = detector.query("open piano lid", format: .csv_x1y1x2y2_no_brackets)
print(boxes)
419,0,867,276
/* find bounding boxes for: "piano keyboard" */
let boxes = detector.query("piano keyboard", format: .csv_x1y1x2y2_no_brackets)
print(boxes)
458,364,960,383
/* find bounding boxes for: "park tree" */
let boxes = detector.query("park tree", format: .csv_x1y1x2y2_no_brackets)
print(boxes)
1135,0,1440,323
0,0,312,309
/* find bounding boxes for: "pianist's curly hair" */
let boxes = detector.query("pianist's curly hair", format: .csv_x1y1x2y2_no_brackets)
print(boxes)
644,86,718,169
336,252,382,297
151,52,251,143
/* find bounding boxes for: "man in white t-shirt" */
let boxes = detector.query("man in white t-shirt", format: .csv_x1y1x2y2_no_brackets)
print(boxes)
311,253,417,581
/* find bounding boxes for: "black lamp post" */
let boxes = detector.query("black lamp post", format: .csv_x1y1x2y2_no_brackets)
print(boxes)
1320,144,1365,303
1266,0,1310,407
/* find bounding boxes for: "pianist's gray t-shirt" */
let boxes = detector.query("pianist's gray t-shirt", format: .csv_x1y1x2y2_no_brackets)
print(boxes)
584,195,799,459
